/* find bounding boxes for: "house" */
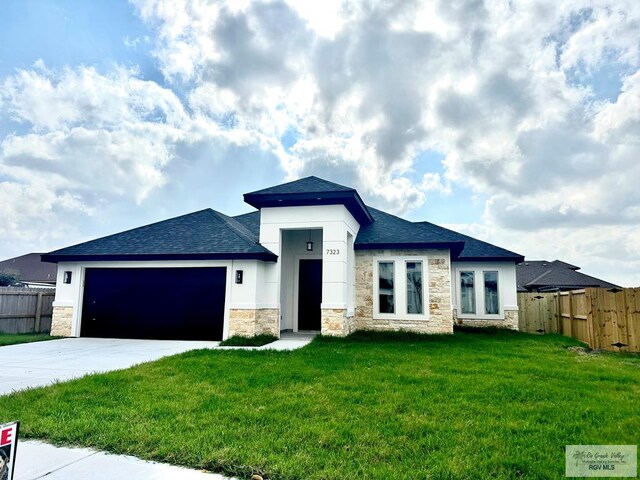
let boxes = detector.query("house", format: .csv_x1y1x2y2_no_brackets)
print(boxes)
42,176,524,340
0,253,57,288
516,260,620,292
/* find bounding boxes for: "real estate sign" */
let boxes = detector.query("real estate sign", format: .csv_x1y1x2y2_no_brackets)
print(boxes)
0,422,19,480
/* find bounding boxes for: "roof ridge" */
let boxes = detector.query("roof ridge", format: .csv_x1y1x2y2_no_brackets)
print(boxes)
414,219,524,257
46,209,214,255
212,210,260,244
526,269,553,286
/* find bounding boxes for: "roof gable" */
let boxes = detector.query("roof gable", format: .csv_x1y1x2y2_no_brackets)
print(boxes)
243,176,373,225
43,209,277,263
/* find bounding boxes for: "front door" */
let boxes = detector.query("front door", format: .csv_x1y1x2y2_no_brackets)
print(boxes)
298,259,322,331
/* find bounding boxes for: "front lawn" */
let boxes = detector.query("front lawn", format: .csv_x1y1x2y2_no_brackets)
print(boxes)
0,329,638,479
219,334,278,347
0,332,56,347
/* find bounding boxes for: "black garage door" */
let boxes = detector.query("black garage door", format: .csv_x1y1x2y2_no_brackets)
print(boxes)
81,267,226,340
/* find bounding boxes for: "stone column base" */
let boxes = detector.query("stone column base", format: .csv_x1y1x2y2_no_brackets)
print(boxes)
321,308,354,337
228,309,279,338
51,305,74,337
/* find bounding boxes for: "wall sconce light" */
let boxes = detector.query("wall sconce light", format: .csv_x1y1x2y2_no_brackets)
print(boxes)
306,230,313,251
63,271,72,284
235,270,243,284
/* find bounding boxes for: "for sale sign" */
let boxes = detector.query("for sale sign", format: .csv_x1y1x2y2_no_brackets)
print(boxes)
0,422,19,480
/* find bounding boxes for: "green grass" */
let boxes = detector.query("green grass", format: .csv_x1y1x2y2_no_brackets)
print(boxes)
0,329,638,479
0,332,57,347
219,334,278,347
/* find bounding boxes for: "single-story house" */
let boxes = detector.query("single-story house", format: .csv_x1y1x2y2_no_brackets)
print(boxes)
516,260,620,292
43,176,524,340
0,253,57,288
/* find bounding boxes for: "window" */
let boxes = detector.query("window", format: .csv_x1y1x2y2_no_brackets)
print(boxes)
484,271,499,314
457,268,503,317
374,257,429,319
406,261,423,314
460,271,475,314
378,261,395,314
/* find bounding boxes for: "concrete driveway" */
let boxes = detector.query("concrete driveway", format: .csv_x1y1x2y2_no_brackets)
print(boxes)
0,337,218,395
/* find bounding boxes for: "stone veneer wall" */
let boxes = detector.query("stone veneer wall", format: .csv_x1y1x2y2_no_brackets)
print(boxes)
321,308,356,336
50,305,74,337
453,309,519,330
354,250,454,334
228,309,279,337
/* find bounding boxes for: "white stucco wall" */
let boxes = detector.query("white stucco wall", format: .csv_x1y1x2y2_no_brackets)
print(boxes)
258,205,361,322
450,261,518,321
280,229,323,330
51,259,267,339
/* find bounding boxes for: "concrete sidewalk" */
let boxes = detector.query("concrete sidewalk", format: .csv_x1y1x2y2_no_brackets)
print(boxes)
14,441,232,480
218,332,316,351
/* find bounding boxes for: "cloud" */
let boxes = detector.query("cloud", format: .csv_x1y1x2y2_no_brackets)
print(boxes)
0,0,638,286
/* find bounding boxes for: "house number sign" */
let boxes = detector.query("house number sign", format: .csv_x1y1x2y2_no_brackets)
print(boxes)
326,249,340,255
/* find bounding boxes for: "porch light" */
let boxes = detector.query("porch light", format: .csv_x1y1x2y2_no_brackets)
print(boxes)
306,230,313,251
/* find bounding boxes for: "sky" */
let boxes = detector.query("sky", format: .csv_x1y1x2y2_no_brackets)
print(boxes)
0,0,639,286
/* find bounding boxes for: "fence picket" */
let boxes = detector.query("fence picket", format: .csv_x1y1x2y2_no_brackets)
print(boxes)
518,288,640,352
0,287,55,334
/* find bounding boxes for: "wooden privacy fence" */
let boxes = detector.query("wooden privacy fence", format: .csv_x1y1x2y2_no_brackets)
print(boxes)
518,288,640,352
0,287,55,334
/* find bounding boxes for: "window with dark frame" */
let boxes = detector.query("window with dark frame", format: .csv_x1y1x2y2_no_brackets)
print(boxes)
378,261,395,314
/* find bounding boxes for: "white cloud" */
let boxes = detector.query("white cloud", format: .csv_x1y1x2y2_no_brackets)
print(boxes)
0,0,638,286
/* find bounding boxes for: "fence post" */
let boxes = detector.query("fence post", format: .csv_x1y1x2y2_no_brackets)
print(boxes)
556,293,562,334
585,288,596,349
566,291,574,338
34,291,43,333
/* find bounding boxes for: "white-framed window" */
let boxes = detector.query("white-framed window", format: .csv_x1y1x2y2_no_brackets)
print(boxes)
455,268,502,319
374,257,429,320
406,261,424,315
460,271,476,314
483,271,499,315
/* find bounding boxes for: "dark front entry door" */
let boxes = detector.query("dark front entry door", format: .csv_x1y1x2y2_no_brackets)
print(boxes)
81,267,226,340
298,259,322,331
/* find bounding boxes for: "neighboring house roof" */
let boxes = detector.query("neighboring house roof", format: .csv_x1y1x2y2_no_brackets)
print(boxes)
43,177,523,264
244,176,374,225
42,209,278,263
516,260,619,292
0,253,57,284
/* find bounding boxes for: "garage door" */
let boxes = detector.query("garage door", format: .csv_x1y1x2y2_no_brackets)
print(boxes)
81,267,226,340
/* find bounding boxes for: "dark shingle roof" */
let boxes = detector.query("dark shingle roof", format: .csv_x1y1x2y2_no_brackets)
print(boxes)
354,208,464,255
233,210,261,235
42,209,277,263
415,222,524,262
243,176,373,225
245,176,355,196
0,253,57,284
517,260,619,292
233,207,523,262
